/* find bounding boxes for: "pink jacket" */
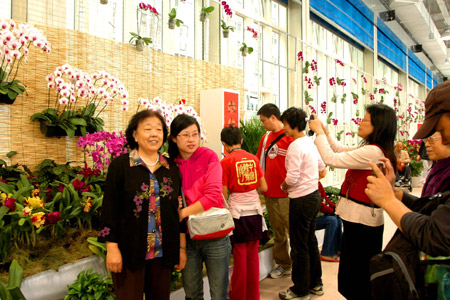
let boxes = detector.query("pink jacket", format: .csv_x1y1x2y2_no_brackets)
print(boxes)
174,147,224,211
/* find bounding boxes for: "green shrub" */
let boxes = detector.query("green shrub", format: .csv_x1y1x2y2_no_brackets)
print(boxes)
410,160,424,177
324,186,340,204
64,268,114,300
240,117,266,155
0,259,26,300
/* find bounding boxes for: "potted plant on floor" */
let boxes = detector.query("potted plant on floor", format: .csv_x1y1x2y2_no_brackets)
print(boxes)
199,6,214,22
239,42,253,57
221,20,235,38
129,32,152,51
168,8,183,29
0,19,51,105
30,64,129,138
410,160,423,188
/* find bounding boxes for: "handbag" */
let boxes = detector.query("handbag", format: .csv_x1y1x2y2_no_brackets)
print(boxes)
181,189,234,240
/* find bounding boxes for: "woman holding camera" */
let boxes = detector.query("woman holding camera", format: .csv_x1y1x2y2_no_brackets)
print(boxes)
309,104,397,300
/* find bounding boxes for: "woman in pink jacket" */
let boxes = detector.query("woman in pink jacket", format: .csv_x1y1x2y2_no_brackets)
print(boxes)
169,114,231,300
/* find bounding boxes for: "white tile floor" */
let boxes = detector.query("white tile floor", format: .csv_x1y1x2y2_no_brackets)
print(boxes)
259,184,424,300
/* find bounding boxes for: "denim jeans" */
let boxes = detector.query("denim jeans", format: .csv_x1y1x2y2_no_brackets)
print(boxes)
182,236,231,300
316,215,343,257
289,190,322,296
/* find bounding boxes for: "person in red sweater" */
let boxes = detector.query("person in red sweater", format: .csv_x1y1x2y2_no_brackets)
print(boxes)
220,126,268,300
256,103,294,278
317,179,342,262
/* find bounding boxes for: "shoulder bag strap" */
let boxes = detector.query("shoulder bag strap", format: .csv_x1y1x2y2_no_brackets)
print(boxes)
260,132,270,169
265,132,286,159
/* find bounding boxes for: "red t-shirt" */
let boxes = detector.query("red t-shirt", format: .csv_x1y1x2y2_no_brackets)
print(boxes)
221,149,264,193
256,130,293,197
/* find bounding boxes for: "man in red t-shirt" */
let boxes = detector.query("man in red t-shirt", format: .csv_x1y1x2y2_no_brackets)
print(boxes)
256,103,293,278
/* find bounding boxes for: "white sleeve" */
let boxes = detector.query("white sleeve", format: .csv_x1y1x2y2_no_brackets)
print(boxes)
285,143,302,187
315,135,384,169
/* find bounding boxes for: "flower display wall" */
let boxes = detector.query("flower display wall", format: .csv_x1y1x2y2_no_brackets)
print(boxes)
0,18,51,103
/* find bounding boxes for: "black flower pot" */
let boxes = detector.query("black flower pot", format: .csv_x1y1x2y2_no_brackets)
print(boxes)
40,121,67,138
0,93,16,105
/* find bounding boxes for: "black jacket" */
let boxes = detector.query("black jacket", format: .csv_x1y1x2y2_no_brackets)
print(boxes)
98,153,185,269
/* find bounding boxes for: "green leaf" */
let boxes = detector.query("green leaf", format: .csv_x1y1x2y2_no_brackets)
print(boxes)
6,151,17,159
67,206,82,219
18,218,26,226
69,118,87,126
176,19,184,27
8,260,24,290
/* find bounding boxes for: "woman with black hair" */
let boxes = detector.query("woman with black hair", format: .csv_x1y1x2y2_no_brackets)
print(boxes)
169,114,231,300
98,110,186,300
309,104,397,300
278,107,326,300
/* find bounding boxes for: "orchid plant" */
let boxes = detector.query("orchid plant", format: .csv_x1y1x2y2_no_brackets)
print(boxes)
30,64,129,138
0,18,51,103
77,131,128,174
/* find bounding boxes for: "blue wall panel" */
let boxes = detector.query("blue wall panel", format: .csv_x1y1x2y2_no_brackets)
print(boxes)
310,0,374,49
426,69,433,89
408,50,426,84
377,18,407,71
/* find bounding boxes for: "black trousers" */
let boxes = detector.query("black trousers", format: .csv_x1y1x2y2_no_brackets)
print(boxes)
338,220,384,300
289,190,322,296
112,258,174,300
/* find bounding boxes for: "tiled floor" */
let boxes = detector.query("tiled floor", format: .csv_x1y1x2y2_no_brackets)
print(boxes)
259,184,423,300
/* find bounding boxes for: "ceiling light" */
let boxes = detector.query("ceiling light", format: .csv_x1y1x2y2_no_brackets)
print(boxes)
442,25,450,41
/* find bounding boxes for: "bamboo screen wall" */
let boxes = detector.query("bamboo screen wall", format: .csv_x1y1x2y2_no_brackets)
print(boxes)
0,25,244,168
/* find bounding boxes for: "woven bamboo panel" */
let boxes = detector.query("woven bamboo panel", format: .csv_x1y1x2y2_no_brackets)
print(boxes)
1,25,244,169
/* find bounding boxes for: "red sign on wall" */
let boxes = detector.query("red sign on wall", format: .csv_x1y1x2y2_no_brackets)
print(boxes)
224,91,239,127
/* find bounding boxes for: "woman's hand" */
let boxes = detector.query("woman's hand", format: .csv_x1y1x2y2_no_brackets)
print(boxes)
106,242,123,273
175,248,187,271
377,157,396,186
365,162,396,207
309,113,325,135
178,208,185,222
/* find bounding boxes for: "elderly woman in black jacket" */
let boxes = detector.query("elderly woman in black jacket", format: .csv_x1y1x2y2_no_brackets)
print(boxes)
98,110,186,300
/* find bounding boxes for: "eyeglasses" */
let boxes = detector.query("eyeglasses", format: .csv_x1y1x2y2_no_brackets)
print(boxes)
178,132,199,140
423,136,441,145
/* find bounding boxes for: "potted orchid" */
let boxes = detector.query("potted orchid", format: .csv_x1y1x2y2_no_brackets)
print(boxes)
239,42,253,56
0,18,51,104
30,64,129,138
199,6,215,22
168,8,183,29
221,20,235,38
130,2,159,51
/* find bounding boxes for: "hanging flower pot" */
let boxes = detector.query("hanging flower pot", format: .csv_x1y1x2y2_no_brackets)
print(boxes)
136,39,144,51
0,93,17,105
199,11,207,22
168,18,176,30
100,0,108,4
39,121,67,138
222,29,230,38
241,48,248,57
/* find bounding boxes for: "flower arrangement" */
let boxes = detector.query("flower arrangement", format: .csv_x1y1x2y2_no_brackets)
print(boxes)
30,64,129,138
130,3,159,51
247,26,258,39
136,96,206,140
221,1,233,17
77,131,128,173
403,139,421,160
0,18,51,104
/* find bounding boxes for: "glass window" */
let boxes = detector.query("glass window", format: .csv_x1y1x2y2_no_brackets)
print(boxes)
271,2,279,26
169,0,194,57
0,0,11,19
221,15,244,68
135,0,162,50
87,0,124,42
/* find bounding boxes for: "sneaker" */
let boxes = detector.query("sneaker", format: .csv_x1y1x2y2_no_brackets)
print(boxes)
279,288,310,300
270,265,291,278
309,285,324,296
395,180,401,187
